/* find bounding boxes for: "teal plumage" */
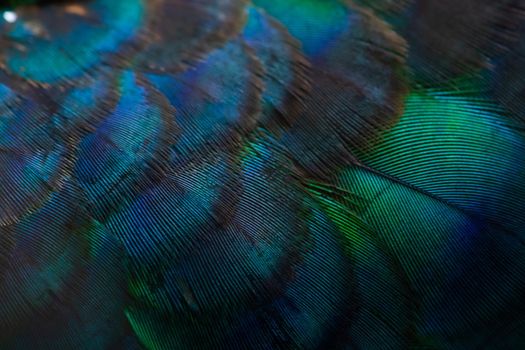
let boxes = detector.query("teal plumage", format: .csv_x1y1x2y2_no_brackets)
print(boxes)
1,0,525,349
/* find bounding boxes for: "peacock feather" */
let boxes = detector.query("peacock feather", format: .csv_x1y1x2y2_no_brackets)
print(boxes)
0,0,525,349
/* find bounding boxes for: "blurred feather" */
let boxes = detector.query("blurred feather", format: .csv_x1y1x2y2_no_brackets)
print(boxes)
253,0,408,177
0,0,524,349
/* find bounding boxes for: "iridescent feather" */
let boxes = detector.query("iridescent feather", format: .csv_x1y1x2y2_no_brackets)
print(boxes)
0,0,525,349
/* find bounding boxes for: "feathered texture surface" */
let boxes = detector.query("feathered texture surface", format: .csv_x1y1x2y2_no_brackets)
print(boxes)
0,0,525,349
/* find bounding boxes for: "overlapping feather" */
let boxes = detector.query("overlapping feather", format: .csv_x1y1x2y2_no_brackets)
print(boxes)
0,0,524,349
